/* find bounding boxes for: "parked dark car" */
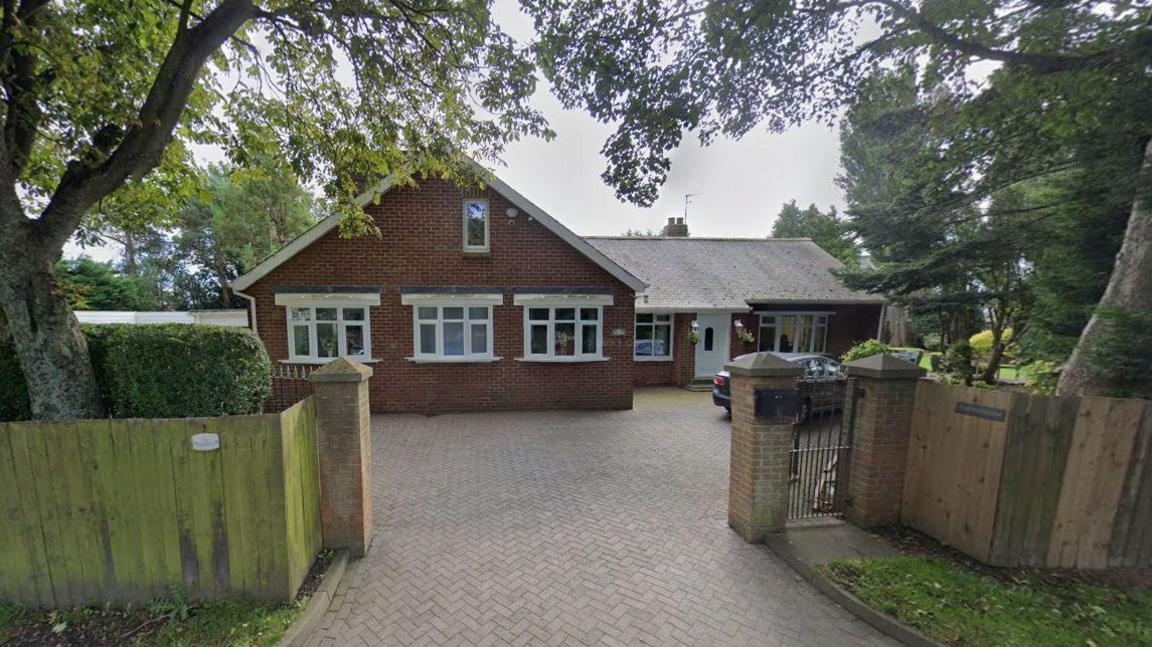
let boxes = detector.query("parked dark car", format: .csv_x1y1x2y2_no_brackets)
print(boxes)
712,352,845,422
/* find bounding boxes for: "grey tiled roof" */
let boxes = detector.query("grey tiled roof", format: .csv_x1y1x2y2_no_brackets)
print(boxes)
584,237,885,311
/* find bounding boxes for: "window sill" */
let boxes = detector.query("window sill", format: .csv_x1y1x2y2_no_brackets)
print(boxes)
405,356,502,364
462,249,490,256
281,358,381,365
514,356,611,363
634,356,674,362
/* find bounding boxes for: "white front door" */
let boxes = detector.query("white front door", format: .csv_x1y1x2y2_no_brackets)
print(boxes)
694,313,731,378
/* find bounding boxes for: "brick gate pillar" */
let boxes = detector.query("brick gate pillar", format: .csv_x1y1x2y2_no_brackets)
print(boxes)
843,354,925,528
727,353,803,542
308,358,374,557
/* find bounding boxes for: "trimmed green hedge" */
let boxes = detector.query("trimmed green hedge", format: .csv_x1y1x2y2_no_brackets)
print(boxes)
0,324,271,421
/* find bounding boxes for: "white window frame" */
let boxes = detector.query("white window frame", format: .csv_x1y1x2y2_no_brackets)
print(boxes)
462,198,490,252
512,293,612,362
757,312,831,354
521,305,604,361
400,293,503,363
279,302,375,364
634,313,674,361
410,304,495,362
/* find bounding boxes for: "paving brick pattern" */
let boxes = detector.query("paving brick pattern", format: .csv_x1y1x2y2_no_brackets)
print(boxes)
306,389,895,646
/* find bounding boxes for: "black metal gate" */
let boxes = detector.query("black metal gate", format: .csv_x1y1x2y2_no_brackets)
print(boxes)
787,376,857,521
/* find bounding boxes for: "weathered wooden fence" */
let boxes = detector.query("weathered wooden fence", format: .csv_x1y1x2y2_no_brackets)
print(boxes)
0,397,321,606
903,382,1152,569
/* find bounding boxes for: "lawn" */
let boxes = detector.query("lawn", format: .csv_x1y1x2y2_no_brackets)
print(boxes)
0,596,304,646
822,556,1152,647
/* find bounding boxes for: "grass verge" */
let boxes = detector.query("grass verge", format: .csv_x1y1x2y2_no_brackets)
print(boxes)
821,556,1152,647
0,595,302,646
0,550,333,646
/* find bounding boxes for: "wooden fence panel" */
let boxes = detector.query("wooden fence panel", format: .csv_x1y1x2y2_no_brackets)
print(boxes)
904,382,1152,569
1108,403,1152,567
988,393,1079,567
1047,397,1149,569
902,382,1012,562
0,398,320,607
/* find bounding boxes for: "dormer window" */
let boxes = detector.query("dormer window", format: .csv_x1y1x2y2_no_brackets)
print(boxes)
463,198,489,251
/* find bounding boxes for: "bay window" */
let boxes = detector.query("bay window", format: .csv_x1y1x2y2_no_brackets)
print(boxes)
525,306,602,358
399,291,503,362
284,304,372,362
413,304,493,360
634,313,673,359
758,313,829,353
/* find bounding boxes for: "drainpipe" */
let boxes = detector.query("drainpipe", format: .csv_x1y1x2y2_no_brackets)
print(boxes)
234,289,258,333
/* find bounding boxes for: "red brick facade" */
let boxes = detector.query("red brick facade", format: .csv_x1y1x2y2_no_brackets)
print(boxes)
630,305,882,387
243,178,636,414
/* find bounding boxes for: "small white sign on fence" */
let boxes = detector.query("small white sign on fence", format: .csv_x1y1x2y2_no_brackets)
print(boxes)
191,433,221,452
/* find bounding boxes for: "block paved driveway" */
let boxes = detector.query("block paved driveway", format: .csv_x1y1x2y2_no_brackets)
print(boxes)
307,389,894,646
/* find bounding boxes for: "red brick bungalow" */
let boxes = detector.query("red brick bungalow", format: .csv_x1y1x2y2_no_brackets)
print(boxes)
233,166,884,413
587,228,886,388
231,166,646,414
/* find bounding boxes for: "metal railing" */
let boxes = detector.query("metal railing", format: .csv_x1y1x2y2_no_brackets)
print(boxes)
787,377,855,521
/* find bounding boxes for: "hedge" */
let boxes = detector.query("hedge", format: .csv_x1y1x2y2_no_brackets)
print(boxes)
0,324,271,421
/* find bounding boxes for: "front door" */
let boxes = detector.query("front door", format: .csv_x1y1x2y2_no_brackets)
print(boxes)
694,313,731,378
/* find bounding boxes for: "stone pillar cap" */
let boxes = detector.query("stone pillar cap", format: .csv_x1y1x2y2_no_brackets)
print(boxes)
844,353,926,379
724,352,804,377
308,357,374,382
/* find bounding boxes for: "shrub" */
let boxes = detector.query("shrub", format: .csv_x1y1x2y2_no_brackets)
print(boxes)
1024,360,1061,395
840,339,892,364
99,324,271,418
0,324,271,420
939,341,975,386
969,328,1014,356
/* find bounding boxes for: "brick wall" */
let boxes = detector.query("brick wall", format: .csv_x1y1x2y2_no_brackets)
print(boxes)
730,312,758,359
631,312,700,387
845,376,918,527
750,304,883,358
246,178,635,413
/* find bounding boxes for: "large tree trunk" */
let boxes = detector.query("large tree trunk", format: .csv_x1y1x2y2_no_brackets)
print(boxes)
0,219,105,419
981,330,1006,385
1057,138,1152,397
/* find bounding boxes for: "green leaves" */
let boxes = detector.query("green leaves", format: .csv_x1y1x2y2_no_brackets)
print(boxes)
6,0,547,224
526,0,1152,206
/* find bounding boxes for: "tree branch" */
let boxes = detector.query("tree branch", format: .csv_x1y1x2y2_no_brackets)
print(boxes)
867,0,1125,73
35,0,258,250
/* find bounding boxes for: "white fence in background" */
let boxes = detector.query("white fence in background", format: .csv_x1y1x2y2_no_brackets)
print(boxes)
75,310,248,327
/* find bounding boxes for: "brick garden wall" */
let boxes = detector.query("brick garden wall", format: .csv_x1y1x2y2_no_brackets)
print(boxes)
246,178,635,414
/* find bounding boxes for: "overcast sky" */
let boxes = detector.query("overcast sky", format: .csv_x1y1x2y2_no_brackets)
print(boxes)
67,1,847,262
489,0,845,239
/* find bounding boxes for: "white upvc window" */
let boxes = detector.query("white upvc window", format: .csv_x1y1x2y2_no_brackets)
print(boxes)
413,304,493,360
634,313,673,360
758,313,830,354
513,293,612,362
523,306,603,359
286,305,371,362
275,292,380,364
463,198,489,251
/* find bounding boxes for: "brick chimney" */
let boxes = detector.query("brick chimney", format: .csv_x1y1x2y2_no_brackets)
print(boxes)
663,217,689,238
